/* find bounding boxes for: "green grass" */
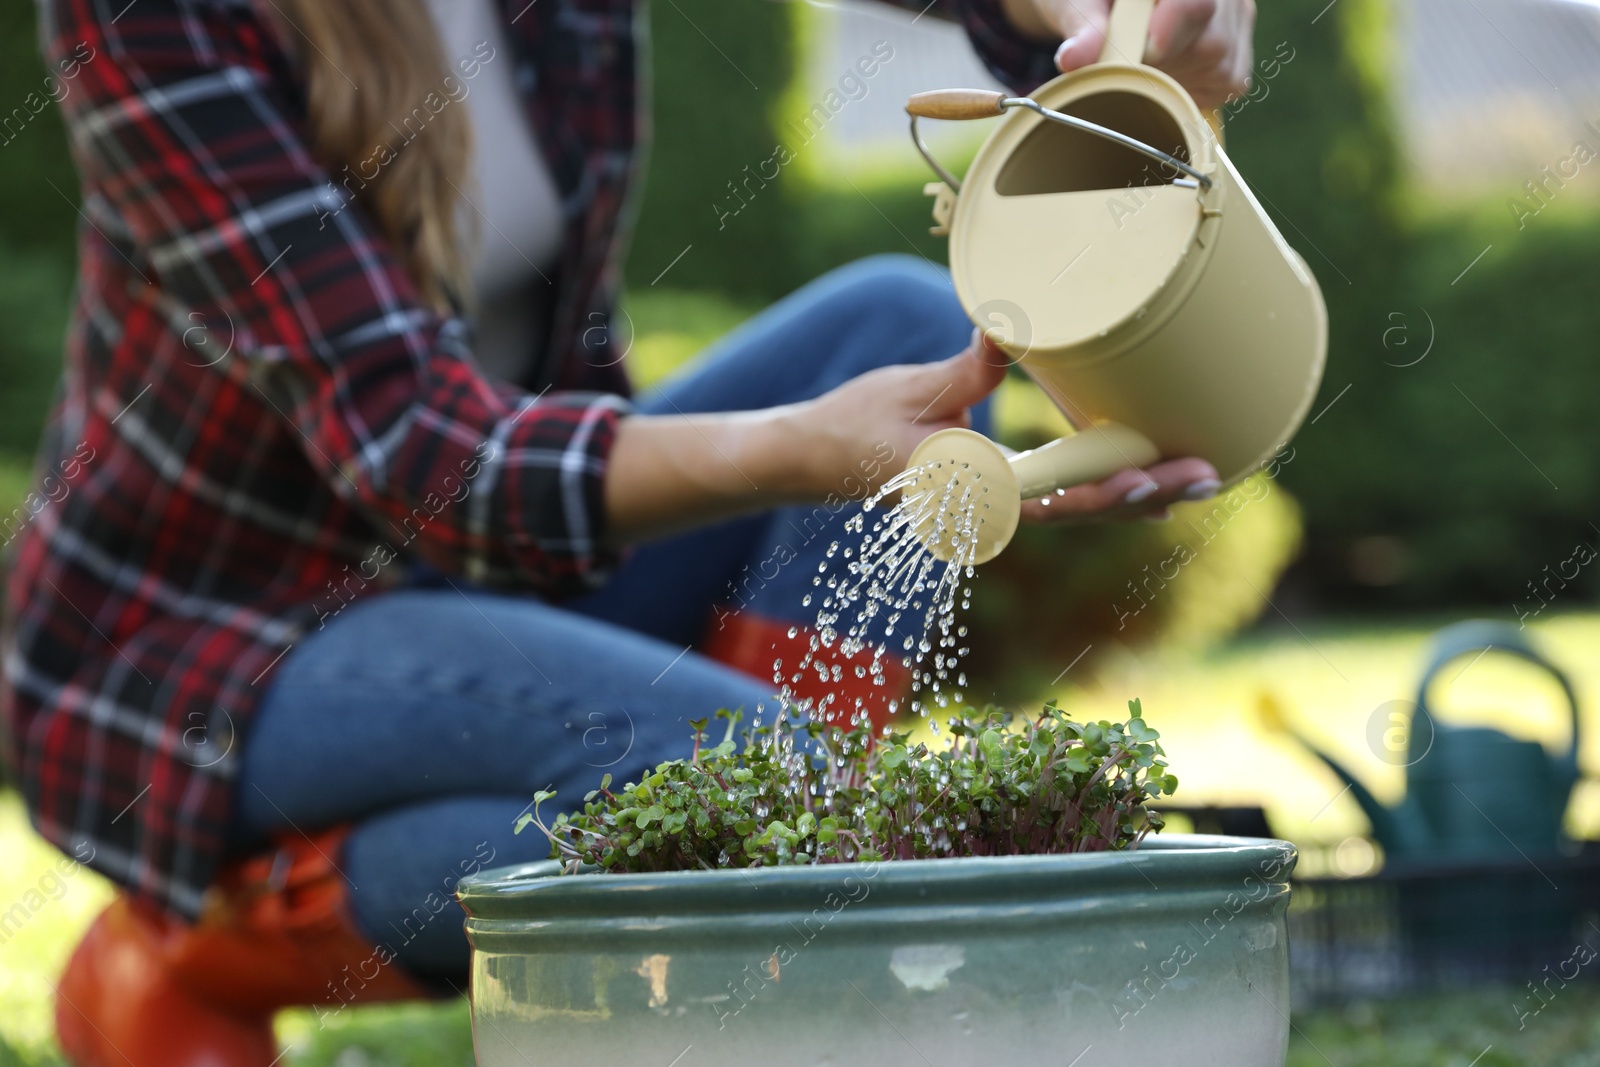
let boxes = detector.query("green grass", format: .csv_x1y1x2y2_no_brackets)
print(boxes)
12,977,1600,1067
1288,985,1600,1067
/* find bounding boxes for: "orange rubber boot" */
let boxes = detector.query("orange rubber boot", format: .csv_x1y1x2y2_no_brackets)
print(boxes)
700,611,912,733
56,826,431,1067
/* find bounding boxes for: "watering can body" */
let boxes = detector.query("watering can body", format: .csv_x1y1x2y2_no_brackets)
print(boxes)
1408,725,1570,859
1299,619,1581,864
903,0,1327,563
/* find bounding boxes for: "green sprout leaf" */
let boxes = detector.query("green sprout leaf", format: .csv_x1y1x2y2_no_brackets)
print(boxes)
519,701,1176,875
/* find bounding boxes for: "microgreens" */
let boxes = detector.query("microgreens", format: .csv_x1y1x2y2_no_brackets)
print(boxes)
516,699,1177,874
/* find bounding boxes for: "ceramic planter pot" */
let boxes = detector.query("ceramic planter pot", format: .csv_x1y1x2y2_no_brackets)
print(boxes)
456,834,1296,1066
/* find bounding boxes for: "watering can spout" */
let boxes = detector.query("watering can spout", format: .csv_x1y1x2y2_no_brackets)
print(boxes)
1256,692,1434,856
903,423,1158,563
1305,748,1433,856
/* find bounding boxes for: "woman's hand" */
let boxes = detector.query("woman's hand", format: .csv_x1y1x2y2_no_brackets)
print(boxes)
603,331,1007,545
1003,0,1256,110
796,329,1009,497
1018,457,1221,525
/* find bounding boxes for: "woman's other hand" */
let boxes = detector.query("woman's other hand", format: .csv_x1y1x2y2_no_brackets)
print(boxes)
1004,0,1256,110
1018,457,1221,525
605,331,1006,544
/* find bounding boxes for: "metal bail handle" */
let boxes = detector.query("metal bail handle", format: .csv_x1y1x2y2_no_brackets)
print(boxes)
1412,619,1582,777
905,91,1211,194
904,0,1207,194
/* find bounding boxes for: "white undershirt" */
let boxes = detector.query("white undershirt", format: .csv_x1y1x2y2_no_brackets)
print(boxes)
426,0,566,382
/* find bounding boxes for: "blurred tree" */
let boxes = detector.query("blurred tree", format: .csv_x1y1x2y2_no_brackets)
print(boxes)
623,0,801,300
1359,214,1600,608
1226,0,1600,609
0,0,79,252
0,0,77,459
1221,0,1409,606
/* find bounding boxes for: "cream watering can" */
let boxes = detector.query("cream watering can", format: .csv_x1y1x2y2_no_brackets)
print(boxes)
901,0,1327,563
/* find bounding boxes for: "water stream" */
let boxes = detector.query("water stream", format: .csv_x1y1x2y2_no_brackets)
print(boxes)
775,461,989,730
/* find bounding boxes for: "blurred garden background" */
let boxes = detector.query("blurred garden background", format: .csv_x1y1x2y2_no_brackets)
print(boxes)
5,0,1600,1061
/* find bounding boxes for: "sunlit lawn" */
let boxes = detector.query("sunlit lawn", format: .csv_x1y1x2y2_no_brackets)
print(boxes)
1034,609,1600,866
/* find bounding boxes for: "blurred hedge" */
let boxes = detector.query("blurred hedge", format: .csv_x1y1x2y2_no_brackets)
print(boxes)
624,0,796,298
625,0,947,299
1219,0,1600,608
0,243,70,458
0,0,76,460
0,0,78,253
1322,214,1600,608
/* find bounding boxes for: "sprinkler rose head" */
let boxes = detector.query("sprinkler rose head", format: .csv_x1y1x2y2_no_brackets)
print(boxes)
903,428,1021,565
904,422,1162,565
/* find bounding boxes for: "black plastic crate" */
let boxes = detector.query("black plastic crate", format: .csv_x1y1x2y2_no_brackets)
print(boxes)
1289,847,1600,1005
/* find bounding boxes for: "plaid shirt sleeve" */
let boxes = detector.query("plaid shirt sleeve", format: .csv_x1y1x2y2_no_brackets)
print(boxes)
54,0,627,592
950,0,1062,93
887,0,1060,94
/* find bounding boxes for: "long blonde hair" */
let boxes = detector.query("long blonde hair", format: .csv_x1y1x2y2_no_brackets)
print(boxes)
269,0,472,311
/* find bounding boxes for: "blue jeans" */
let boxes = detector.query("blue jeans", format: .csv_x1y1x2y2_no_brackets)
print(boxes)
233,256,983,983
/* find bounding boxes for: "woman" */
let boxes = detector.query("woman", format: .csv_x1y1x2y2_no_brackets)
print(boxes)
3,0,1249,1062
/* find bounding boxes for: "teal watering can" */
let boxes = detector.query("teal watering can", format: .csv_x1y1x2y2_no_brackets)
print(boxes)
1292,620,1581,863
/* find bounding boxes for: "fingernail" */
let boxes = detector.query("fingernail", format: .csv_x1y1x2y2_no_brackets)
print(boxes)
1054,37,1076,68
1180,479,1221,501
1143,507,1173,523
1124,481,1160,505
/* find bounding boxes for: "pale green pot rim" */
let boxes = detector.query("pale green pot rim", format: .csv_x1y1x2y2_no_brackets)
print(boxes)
457,834,1297,954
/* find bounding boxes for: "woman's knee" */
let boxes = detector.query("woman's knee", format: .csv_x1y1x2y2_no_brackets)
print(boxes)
819,256,992,435
819,255,972,367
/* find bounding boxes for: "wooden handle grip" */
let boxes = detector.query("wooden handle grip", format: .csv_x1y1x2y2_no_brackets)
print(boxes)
905,89,1006,120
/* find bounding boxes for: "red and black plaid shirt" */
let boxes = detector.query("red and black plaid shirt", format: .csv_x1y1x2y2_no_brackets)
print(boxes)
2,0,1053,917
